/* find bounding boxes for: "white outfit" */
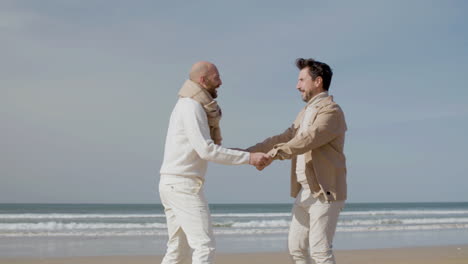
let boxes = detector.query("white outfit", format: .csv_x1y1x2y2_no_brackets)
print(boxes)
159,98,250,264
289,92,344,264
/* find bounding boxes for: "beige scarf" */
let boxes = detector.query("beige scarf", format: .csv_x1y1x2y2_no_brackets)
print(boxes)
178,80,223,145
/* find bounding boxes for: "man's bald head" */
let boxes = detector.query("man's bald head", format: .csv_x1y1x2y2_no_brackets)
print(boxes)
189,61,222,98
189,61,215,82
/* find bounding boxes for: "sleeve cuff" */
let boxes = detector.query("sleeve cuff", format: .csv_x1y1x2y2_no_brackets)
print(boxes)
268,143,291,160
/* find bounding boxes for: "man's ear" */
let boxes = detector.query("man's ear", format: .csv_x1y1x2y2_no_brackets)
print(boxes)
199,76,206,88
314,76,323,88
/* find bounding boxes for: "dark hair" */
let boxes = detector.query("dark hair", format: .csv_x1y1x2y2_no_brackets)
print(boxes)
295,58,333,91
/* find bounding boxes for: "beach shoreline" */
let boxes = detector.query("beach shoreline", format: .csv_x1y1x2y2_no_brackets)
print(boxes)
2,245,467,264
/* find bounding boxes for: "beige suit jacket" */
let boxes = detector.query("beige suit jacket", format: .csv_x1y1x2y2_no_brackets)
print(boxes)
248,96,347,201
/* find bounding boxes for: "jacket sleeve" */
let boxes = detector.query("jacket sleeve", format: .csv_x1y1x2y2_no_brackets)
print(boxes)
181,99,250,165
246,124,296,153
268,105,346,160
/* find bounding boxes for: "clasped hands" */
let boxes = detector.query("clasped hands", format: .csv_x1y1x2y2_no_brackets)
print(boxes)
249,152,273,171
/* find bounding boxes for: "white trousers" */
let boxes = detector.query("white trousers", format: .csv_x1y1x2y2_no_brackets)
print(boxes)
159,175,215,264
288,188,344,264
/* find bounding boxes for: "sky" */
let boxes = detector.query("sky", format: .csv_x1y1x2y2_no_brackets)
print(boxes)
2,0,468,204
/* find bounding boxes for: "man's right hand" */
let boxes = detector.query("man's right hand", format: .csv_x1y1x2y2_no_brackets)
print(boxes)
249,152,272,169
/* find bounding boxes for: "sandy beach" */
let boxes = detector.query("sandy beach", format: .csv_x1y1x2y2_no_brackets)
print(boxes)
2,245,467,264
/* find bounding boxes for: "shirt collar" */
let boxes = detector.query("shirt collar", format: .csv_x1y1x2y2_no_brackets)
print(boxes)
307,92,329,107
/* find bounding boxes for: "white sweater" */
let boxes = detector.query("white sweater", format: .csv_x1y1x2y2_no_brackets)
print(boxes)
160,98,250,179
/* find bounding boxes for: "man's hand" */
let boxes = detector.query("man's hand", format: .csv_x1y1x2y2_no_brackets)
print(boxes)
249,152,272,170
255,156,273,171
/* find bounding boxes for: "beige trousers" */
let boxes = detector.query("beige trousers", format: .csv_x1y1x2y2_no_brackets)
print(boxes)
288,188,344,264
159,175,215,264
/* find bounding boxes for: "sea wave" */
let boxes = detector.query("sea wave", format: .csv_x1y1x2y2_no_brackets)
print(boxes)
341,210,468,216
2,217,468,233
0,222,167,231
2,210,468,221
340,217,468,226
0,213,293,220
2,223,468,237
0,214,166,220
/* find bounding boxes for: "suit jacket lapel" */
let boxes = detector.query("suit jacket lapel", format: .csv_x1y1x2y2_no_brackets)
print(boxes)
294,96,334,133
308,96,334,126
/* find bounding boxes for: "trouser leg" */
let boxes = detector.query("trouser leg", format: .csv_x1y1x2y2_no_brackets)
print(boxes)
288,190,312,264
308,200,344,264
174,198,214,264
160,205,191,264
160,178,215,264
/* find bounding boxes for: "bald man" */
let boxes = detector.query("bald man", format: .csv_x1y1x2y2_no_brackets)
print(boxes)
159,61,270,264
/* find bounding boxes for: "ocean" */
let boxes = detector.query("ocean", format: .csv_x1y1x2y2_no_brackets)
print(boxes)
1,203,468,257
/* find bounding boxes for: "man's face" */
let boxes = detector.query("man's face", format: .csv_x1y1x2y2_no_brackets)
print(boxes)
204,68,222,98
296,68,320,102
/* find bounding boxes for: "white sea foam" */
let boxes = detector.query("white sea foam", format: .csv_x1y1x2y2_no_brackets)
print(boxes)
0,222,167,231
2,222,468,237
2,210,467,221
220,218,468,228
0,214,166,220
2,217,468,234
341,210,468,216
340,217,468,226
212,213,291,218
0,228,287,237
337,223,468,232
0,213,291,220
231,219,290,228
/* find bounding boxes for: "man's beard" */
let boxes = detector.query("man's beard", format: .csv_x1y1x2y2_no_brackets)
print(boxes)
206,81,219,98
208,88,218,98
